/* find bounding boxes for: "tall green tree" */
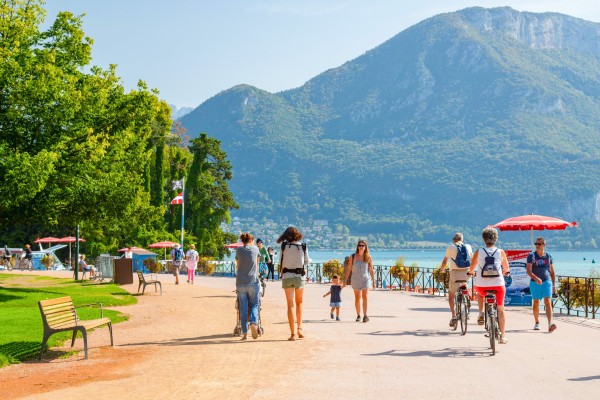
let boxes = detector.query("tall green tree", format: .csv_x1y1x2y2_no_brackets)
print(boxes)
186,133,238,257
0,0,169,247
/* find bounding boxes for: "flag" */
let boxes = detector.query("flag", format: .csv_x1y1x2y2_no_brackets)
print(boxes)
171,193,183,205
172,179,184,190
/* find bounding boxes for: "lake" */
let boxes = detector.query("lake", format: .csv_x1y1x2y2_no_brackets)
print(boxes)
304,249,600,277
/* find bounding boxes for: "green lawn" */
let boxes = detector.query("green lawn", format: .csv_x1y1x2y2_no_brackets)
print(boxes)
0,274,137,367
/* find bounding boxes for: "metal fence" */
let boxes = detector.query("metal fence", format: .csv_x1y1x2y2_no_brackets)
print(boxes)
197,262,599,319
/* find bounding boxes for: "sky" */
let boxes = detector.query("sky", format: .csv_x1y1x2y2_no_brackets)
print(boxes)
44,0,600,109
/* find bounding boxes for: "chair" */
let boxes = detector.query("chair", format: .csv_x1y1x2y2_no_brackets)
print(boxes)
137,270,162,295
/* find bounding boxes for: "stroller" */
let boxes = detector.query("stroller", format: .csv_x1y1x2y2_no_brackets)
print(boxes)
233,276,266,336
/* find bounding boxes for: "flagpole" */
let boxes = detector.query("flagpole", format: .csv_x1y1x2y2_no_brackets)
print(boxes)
181,176,185,248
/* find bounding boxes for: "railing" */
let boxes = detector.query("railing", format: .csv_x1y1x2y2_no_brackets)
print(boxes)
196,262,599,319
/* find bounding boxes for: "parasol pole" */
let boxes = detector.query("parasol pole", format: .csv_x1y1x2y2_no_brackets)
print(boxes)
530,228,534,250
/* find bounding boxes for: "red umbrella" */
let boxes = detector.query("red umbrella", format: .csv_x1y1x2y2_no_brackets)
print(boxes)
118,246,145,252
34,237,61,243
493,214,577,247
57,237,86,263
148,241,179,248
224,242,244,249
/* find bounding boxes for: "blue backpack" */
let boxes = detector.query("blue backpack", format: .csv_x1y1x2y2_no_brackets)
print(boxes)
174,248,183,261
452,243,471,268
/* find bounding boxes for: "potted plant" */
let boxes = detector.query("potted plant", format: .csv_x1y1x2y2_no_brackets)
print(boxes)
143,258,162,274
41,254,54,270
432,265,449,292
322,259,343,281
198,257,215,275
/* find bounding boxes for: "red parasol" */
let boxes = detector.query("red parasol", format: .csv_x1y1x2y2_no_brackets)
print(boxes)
493,214,577,248
57,236,86,243
118,246,145,252
148,241,179,248
224,242,244,249
34,237,61,244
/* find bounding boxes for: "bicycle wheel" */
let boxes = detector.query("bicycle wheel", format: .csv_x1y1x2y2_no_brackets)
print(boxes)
488,307,496,355
452,294,459,331
459,295,468,335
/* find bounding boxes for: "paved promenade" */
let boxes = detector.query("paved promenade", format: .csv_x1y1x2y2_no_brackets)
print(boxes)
1,270,599,399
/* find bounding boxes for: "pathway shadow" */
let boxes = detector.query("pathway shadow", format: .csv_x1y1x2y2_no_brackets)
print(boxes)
567,375,600,381
362,329,454,337
363,347,491,358
409,307,450,312
194,295,236,299
121,333,289,347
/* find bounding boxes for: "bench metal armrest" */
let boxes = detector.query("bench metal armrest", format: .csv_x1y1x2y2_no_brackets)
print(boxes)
74,302,104,318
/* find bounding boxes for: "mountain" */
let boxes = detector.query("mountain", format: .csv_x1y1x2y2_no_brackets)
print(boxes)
179,7,600,241
170,104,194,120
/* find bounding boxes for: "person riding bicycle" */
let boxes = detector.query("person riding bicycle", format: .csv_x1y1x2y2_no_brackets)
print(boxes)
440,232,473,328
468,227,510,344
23,244,33,268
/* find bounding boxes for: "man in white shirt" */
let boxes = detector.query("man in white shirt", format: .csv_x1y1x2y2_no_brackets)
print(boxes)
124,247,133,259
440,233,473,328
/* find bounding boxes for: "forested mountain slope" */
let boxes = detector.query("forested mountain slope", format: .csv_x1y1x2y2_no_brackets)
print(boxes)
180,7,600,240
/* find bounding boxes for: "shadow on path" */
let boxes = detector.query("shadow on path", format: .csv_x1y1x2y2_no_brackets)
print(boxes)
363,347,491,358
120,333,289,347
567,375,600,381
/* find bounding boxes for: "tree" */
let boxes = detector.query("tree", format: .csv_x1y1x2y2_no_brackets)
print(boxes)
185,133,238,258
0,1,168,248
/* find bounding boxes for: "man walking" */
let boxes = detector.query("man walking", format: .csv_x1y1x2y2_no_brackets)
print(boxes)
527,237,557,332
256,239,271,279
440,233,473,328
170,244,184,285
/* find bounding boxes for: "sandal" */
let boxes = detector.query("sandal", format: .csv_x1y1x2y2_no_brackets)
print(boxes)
288,333,296,341
297,328,305,339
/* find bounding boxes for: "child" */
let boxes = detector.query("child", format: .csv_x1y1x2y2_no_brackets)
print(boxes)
323,275,343,321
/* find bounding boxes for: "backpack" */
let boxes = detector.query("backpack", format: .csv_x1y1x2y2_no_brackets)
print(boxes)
452,243,471,268
174,248,183,261
480,248,499,277
279,242,307,272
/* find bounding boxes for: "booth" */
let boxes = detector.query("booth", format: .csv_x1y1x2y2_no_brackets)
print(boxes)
132,249,158,273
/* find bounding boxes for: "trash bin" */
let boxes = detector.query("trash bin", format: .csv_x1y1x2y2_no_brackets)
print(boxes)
113,258,133,285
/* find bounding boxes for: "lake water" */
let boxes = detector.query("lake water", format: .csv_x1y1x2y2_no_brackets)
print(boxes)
305,249,600,277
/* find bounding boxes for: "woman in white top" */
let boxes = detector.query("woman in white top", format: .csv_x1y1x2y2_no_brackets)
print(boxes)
277,226,310,341
186,244,199,284
468,227,510,344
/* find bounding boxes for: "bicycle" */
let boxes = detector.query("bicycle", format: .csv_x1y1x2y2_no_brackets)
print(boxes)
453,279,471,335
17,257,32,270
483,290,500,355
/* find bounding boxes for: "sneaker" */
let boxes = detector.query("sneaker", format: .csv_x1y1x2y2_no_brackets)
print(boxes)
499,335,508,344
363,316,370,323
477,314,484,325
336,316,340,321
250,323,258,339
330,313,334,320
534,322,540,330
449,318,457,328
356,315,361,322
549,323,557,333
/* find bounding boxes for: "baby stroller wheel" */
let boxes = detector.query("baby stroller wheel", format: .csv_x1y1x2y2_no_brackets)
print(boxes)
233,326,241,336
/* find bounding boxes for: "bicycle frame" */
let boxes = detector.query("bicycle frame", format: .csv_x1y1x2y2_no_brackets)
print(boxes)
484,292,500,355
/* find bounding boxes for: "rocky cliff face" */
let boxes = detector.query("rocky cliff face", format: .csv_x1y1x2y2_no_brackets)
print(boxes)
459,7,600,54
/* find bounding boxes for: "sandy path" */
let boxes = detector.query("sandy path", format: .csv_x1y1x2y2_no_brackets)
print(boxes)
1,271,600,399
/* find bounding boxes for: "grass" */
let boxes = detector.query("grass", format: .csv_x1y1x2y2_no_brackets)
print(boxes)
0,273,136,367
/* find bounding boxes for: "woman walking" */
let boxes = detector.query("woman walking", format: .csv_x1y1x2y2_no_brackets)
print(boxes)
278,226,310,341
185,244,199,284
235,233,261,340
344,240,375,322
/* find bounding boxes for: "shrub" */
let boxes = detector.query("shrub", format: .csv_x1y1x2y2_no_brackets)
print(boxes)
432,265,449,290
143,258,162,273
198,257,215,275
557,273,600,309
40,254,54,269
390,256,420,285
322,259,343,281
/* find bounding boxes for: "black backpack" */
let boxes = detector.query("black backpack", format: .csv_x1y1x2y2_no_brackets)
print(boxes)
480,248,499,277
452,244,471,268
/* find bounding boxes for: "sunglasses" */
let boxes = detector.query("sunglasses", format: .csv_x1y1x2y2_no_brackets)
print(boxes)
357,244,366,247
535,243,545,246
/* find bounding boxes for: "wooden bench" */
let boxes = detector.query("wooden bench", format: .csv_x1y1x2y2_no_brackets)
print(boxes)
38,296,113,360
137,270,162,295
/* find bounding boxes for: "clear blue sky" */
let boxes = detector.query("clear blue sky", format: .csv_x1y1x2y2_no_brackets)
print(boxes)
44,0,600,108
